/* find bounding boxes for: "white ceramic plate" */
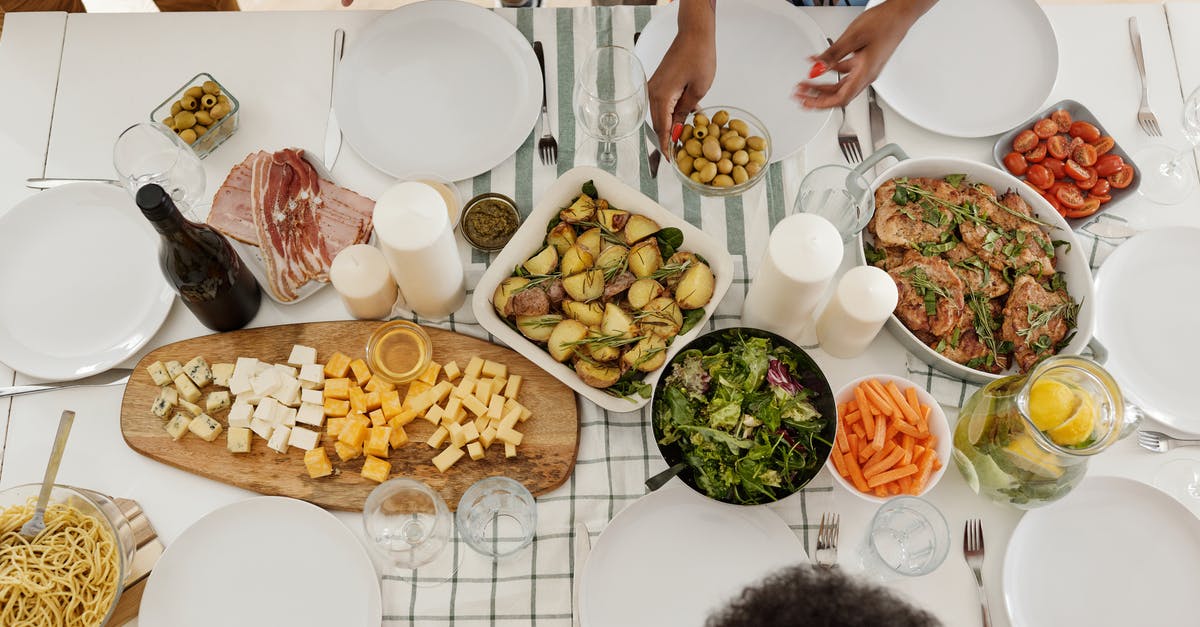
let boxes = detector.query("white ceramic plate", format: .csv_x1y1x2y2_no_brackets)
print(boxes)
579,486,805,627
1003,476,1200,626
334,0,541,181
471,166,733,413
141,497,381,627
634,0,832,162
1093,228,1200,433
867,0,1058,138
0,184,173,381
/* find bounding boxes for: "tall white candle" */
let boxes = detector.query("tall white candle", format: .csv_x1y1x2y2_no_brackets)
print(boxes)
329,244,398,320
742,214,843,340
372,181,466,320
816,266,899,358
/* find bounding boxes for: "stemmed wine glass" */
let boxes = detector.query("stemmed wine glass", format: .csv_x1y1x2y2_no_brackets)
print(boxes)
574,45,648,169
362,477,458,586
1133,85,1200,205
113,122,207,215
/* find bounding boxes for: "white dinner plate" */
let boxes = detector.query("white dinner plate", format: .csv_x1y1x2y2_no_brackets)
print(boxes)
334,0,541,181
141,497,381,627
0,184,173,381
1004,476,1200,626
634,0,832,161
867,0,1058,138
579,486,805,627
1093,228,1200,433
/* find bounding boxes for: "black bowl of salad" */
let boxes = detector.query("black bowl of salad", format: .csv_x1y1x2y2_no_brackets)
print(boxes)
651,327,837,505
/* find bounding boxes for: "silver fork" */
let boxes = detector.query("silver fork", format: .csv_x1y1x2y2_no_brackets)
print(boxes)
827,37,862,163
533,41,558,165
1129,17,1161,137
813,512,839,568
1137,430,1200,453
963,519,993,627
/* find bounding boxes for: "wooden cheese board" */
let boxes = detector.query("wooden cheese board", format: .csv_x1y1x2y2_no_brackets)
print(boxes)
120,321,579,511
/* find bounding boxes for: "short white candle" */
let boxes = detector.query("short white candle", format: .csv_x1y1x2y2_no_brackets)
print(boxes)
372,181,466,320
329,244,398,320
742,213,843,340
816,266,899,359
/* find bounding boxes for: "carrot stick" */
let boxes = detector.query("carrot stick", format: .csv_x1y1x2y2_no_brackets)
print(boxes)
867,463,919,488
830,446,849,477
911,449,937,494
835,419,850,454
863,445,906,478
847,399,859,413
838,402,849,416
912,444,927,461
844,450,870,493
885,381,922,425
925,434,938,452
863,439,892,465
905,387,922,417
892,419,922,438
843,410,863,425
918,403,931,436
874,486,888,497
902,434,915,465
933,456,943,471
899,475,913,495
852,422,866,440
885,422,899,444
854,386,876,433
849,434,861,461
872,411,887,451
888,482,901,495
863,382,895,417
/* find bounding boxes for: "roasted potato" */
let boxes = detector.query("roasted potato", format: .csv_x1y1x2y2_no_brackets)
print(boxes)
664,252,701,289
622,215,661,245
562,269,605,302
586,327,620,362
627,278,664,310
597,208,630,232
577,227,602,255
561,194,596,224
493,276,530,317
523,246,558,276
674,262,715,310
561,244,595,277
574,359,621,388
516,314,562,342
601,303,636,340
561,299,604,327
628,239,663,278
595,245,628,276
641,297,683,338
621,335,668,372
547,319,589,362
547,222,578,256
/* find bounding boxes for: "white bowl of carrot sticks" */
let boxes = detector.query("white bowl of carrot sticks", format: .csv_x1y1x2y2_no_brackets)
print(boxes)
827,375,949,502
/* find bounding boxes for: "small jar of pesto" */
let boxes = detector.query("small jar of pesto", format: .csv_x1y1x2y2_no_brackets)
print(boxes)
459,193,522,252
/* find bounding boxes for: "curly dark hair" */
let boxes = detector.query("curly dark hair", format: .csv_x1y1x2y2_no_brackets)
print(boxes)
706,565,941,627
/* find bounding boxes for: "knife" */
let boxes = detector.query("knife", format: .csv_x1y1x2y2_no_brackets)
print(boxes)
868,87,885,152
323,29,346,171
27,177,120,189
572,521,591,627
0,368,132,399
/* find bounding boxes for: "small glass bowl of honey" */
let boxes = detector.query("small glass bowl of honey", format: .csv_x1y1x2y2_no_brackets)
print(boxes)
366,320,432,384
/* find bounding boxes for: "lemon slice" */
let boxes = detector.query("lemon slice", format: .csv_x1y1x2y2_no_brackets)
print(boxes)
1048,396,1097,447
1001,435,1063,479
1028,379,1079,431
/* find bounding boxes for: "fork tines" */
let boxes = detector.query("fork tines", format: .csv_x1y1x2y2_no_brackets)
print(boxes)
1138,114,1162,137
964,518,985,554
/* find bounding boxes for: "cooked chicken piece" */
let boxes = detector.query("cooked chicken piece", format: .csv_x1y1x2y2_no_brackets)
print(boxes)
869,178,957,249
603,271,636,300
930,302,1007,374
509,287,550,317
867,244,910,272
1001,275,1073,372
958,187,1056,278
888,251,966,339
944,244,1010,299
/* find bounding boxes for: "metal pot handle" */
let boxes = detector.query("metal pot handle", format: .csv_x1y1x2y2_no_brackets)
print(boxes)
852,143,909,179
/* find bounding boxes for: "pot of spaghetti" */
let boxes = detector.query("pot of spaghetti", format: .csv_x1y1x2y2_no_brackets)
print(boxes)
0,484,137,626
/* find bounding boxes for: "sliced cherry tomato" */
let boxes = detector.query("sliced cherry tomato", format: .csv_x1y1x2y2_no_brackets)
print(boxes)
1108,164,1135,189
1040,190,1065,216
1090,190,1113,204
809,61,828,79
1013,129,1039,153
1069,121,1101,142
1056,184,1086,209
1003,151,1029,176
1026,164,1054,189
1034,118,1059,139
1024,142,1047,163
1051,109,1073,133
1092,136,1115,155
1064,159,1090,181
1071,142,1098,167
1065,198,1102,219
1095,154,1125,177
1076,167,1099,190
1046,135,1070,159
1091,178,1111,196
1043,157,1066,179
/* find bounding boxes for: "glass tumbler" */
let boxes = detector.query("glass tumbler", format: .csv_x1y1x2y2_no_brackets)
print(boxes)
113,122,207,214
363,477,457,585
794,164,875,243
455,476,537,558
859,496,949,580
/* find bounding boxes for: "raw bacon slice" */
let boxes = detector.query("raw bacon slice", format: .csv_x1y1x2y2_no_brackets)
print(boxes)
206,152,259,244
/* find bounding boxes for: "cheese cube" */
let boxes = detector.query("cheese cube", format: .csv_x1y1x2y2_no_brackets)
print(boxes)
467,441,485,461
448,422,466,448
326,417,347,438
519,406,532,422
250,368,281,397
480,426,497,449
347,412,371,430
273,363,299,379
504,441,518,458
403,380,433,408
464,356,484,380
387,420,410,448
364,427,391,457
426,426,449,448
361,456,391,483
304,448,333,478
188,413,223,442
267,425,291,453
297,402,326,427
164,413,191,440
490,377,507,398
227,427,252,453
159,386,179,406
277,406,298,427
349,386,368,414
334,440,362,461
474,379,492,403
432,446,465,473
504,375,522,399
423,404,445,426
174,374,202,403
151,394,173,419
228,402,253,429
288,426,320,451
380,390,403,418
444,397,463,422
473,414,490,433
298,363,325,390
365,377,396,393
324,352,352,378
454,406,467,423
392,408,419,427
481,360,507,379
363,391,382,413
228,372,253,396
287,344,317,367
211,363,235,388
178,398,203,416
461,421,480,443
369,409,388,428
486,395,505,420
235,390,264,406
250,417,275,440
254,397,280,423
338,419,369,447
147,361,172,386
232,357,259,382
300,388,323,405
443,361,461,382
497,426,524,446
417,362,441,386
165,360,185,379
462,394,489,418
406,392,436,417
349,359,373,386
273,377,302,407
324,378,351,400
430,381,454,405
323,398,350,417
499,406,521,433
206,391,232,414
183,357,213,388
452,376,475,400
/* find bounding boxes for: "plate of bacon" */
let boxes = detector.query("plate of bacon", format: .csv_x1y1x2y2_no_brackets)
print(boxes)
207,148,376,303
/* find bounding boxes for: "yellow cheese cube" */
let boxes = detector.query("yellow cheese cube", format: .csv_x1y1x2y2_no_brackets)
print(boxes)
462,394,489,417
448,422,466,448
227,427,252,453
455,406,468,423
443,361,461,382
349,386,368,414
324,352,352,378
467,441,485,461
338,419,369,447
430,381,454,405
462,421,480,443
349,358,373,386
365,376,395,393
403,380,433,408
444,397,463,422
481,360,507,379
381,390,403,418
392,407,419,427
486,395,505,420
304,448,333,478
387,420,409,448
334,440,362,461
452,376,476,400
361,455,391,483
473,414,490,433
424,404,445,426
363,391,382,413
497,426,524,446
369,409,388,428
324,377,351,400
464,356,485,380
480,426,497,450
499,407,521,432
365,426,391,457
475,378,492,399
505,375,523,399
326,417,347,438
426,426,449,448
432,446,465,473
174,374,202,403
504,441,518,458
417,362,442,386
407,392,436,417
323,397,351,417
519,406,532,422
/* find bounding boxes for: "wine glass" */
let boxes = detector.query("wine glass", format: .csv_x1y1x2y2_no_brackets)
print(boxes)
794,164,875,243
1133,85,1200,205
574,45,647,169
362,477,458,586
113,122,207,214
1153,459,1200,516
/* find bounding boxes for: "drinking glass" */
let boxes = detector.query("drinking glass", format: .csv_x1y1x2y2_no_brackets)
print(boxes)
574,45,647,168
794,165,875,243
859,496,949,580
363,477,457,585
455,476,536,558
1133,85,1200,205
1153,459,1200,516
113,122,206,212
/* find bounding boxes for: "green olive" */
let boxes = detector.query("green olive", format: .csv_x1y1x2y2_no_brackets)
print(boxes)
745,162,762,178
746,136,767,151
677,154,695,175
216,95,230,106
717,158,733,174
179,128,197,144
193,124,207,137
210,104,230,120
707,123,720,140
162,117,176,130
195,110,213,126
180,96,199,112
732,165,749,184
174,111,196,129
721,150,732,161
698,161,718,183
684,138,703,158
701,137,721,162
748,150,767,166
692,157,709,172
690,172,704,184
721,134,746,151
680,124,694,142
733,150,750,166
170,101,182,116
692,125,708,140
712,109,730,126
184,86,204,99
729,119,750,137
693,113,710,128
201,80,220,95
200,94,218,109
712,174,734,188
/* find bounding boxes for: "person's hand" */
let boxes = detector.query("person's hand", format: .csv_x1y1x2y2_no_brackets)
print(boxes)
794,0,936,110
647,0,717,155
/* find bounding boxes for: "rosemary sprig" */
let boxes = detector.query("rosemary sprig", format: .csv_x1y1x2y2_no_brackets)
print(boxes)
563,333,645,349
512,273,561,294
898,266,953,317
650,259,691,281
966,293,1007,366
517,315,562,330
968,183,1056,230
1017,300,1080,347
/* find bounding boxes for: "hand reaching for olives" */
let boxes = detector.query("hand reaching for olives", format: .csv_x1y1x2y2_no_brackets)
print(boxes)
647,0,717,155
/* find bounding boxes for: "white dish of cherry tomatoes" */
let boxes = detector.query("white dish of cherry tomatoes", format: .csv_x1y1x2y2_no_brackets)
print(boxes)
993,100,1139,223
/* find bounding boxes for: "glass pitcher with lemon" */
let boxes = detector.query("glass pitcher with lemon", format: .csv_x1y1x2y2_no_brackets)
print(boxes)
952,356,1141,509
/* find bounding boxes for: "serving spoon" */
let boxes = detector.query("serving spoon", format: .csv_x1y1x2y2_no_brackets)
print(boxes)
20,410,76,538
644,463,687,492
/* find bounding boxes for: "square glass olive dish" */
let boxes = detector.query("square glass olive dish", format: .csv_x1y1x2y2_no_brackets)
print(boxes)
151,72,240,159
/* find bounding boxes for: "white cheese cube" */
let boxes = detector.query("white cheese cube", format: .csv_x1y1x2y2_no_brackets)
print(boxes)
184,357,213,388
298,363,325,390
273,377,302,407
253,397,280,423
151,395,173,419
174,374,202,403
188,413,223,442
273,363,299,379
277,406,298,427
250,417,275,440
267,425,291,453
288,345,317,367
251,368,281,397
206,391,232,414
432,446,465,472
296,402,326,427
235,390,264,406
211,363,235,388
300,388,323,405
504,441,517,458
288,426,320,451
228,372,253,396
253,361,272,375
227,402,254,429
165,360,185,379
232,357,259,382
178,398,203,416
164,413,191,440
147,361,172,386
227,427,252,453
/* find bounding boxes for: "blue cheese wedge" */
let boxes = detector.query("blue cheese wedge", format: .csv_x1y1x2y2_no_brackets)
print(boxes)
267,424,292,453
250,417,275,440
288,345,317,367
206,391,232,414
227,427,252,453
147,361,172,386
165,360,185,379
288,426,320,451
298,363,325,390
174,373,202,404
227,402,253,429
151,394,173,419
185,357,213,387
211,363,235,388
164,413,191,441
188,413,223,442
178,398,203,416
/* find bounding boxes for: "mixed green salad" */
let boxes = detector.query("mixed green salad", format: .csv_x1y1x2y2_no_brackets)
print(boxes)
653,331,834,505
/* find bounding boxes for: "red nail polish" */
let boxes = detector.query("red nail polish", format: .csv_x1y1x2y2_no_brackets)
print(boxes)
809,61,828,79
671,122,683,143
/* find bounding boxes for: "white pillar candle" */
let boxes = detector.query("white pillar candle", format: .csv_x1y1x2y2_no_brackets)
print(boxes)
741,214,843,340
816,266,899,359
329,244,398,320
372,181,466,320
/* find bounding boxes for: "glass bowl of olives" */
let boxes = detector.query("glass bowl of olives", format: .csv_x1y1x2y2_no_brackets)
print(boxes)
670,106,771,198
151,72,240,159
